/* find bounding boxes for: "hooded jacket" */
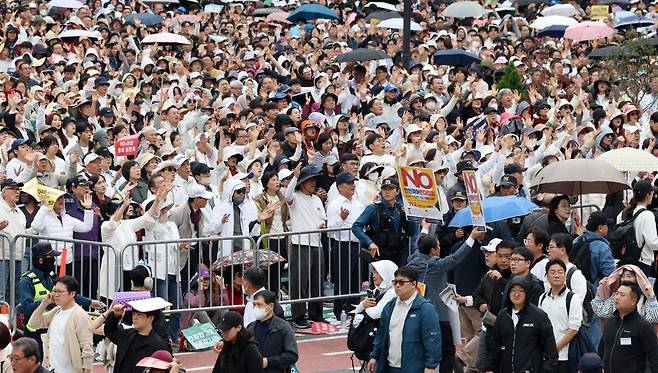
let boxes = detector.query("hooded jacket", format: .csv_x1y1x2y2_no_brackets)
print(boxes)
209,178,260,256
487,276,559,373
593,125,616,155
353,260,399,319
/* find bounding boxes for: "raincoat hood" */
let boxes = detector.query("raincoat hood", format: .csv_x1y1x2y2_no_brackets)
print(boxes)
504,275,531,310
595,125,616,153
371,260,398,292
222,178,246,201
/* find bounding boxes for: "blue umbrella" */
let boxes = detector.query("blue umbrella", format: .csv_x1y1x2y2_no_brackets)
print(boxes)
124,13,163,26
433,49,480,66
614,15,654,29
448,196,539,228
287,3,338,22
537,24,567,37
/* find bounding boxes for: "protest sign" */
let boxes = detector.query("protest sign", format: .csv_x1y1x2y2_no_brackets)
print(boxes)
591,5,609,20
22,178,66,210
462,170,486,231
181,322,222,350
114,134,140,157
397,166,443,223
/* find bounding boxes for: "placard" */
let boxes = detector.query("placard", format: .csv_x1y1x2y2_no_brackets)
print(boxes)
22,178,65,210
181,322,222,350
462,170,486,231
591,5,609,21
204,4,224,13
397,166,443,223
114,134,140,157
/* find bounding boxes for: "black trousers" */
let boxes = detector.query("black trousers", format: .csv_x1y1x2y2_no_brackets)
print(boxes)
67,258,100,301
262,238,287,298
330,239,362,319
289,244,323,322
439,320,456,373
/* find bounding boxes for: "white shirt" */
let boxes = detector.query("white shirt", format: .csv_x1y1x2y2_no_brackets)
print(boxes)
48,307,74,373
539,287,583,361
326,194,364,242
286,182,326,247
387,292,416,368
540,261,588,303
0,198,26,260
618,206,658,265
5,158,34,184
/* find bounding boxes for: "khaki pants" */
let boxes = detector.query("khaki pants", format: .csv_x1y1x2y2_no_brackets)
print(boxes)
459,304,482,342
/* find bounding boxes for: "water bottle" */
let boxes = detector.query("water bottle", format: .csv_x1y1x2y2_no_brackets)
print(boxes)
340,310,348,332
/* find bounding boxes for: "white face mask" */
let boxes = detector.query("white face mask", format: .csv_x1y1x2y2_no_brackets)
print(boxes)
367,173,379,182
252,306,268,321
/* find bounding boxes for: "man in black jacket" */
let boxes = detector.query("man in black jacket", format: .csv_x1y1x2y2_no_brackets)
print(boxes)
247,290,299,373
487,276,558,373
505,246,545,305
599,282,658,373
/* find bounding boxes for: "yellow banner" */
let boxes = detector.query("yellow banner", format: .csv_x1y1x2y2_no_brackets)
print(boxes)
22,178,66,210
591,5,609,21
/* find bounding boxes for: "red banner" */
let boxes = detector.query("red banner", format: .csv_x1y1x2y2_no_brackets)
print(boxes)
114,134,140,157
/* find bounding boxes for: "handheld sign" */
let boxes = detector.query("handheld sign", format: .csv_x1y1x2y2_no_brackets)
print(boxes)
397,166,443,223
181,322,222,350
462,170,486,231
591,5,609,20
114,135,140,157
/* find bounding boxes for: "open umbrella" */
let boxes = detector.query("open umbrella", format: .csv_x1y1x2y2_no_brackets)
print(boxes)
287,3,338,22
442,1,487,18
530,159,629,195
600,0,629,5
124,13,164,26
334,48,390,63
212,249,286,269
365,2,399,11
530,15,579,29
266,11,291,23
433,49,480,66
541,4,580,17
376,18,422,31
588,45,622,57
252,7,284,16
365,10,401,22
537,24,568,37
449,196,539,227
614,15,655,29
517,0,551,6
47,0,84,8
58,29,102,40
141,32,191,45
564,21,615,42
598,147,658,173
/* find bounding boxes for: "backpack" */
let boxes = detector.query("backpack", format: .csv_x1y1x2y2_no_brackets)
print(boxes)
566,266,595,323
570,236,604,284
347,291,385,361
607,208,648,266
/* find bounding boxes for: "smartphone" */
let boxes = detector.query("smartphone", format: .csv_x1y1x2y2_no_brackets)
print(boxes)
366,289,373,298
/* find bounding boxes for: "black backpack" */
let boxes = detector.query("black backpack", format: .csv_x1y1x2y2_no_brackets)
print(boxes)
607,208,648,266
347,291,385,361
566,266,595,323
570,236,604,284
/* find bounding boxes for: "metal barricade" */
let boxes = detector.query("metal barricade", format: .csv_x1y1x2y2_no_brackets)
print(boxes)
572,203,602,227
11,234,118,316
256,227,368,321
0,233,14,310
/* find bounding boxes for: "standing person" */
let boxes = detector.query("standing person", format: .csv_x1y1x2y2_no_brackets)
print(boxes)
352,177,419,265
486,276,559,373
242,267,268,327
547,234,588,305
352,260,399,319
367,267,442,373
0,179,26,303
599,282,658,373
526,228,550,274
406,229,485,373
101,298,172,373
326,171,365,318
284,164,327,328
539,259,583,373
27,276,93,373
212,311,264,373
248,290,299,373
506,247,545,304
9,338,49,373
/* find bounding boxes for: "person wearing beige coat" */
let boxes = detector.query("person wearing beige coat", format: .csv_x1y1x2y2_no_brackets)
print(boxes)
27,276,93,373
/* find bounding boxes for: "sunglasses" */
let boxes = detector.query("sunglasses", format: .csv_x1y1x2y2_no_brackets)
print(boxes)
392,280,414,286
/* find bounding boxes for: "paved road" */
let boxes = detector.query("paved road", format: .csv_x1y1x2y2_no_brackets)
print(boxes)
93,334,362,373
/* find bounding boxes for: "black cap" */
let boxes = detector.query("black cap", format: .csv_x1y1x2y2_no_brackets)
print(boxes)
483,107,498,115
99,107,114,117
504,163,527,174
191,162,213,176
455,159,478,174
499,174,518,188
452,191,468,201
381,177,399,189
31,242,60,257
336,171,356,185
1,179,23,190
218,311,243,332
66,175,91,190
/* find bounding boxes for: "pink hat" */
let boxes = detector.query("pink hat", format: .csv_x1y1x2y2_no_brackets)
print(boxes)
622,104,639,116
136,350,174,370
500,112,521,125
494,56,508,65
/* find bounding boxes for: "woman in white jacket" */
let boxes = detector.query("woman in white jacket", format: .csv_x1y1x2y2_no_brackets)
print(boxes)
98,184,168,300
352,260,398,319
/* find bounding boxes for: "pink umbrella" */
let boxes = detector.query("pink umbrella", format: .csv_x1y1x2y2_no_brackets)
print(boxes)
266,11,291,24
564,21,615,42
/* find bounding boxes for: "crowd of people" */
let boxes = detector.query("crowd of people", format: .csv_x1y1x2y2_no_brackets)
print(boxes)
0,0,657,371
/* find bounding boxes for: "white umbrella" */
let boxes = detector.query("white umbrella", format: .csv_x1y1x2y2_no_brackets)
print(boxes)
365,2,399,11
541,4,580,17
443,1,488,19
530,15,579,29
141,32,191,45
376,18,422,31
598,147,658,173
48,0,84,8
58,29,102,40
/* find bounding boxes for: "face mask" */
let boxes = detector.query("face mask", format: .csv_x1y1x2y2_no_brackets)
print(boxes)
241,285,248,295
199,176,211,187
40,9,47,16
252,306,268,321
367,173,379,182
529,139,538,149
233,194,245,205
36,256,56,272
114,88,123,96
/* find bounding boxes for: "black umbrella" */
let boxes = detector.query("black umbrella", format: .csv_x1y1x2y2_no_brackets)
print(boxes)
588,45,622,58
334,48,390,63
599,0,630,5
365,10,401,22
433,49,480,66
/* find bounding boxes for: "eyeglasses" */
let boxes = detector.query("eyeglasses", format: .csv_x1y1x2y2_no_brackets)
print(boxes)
392,280,413,286
234,189,246,195
509,257,528,263
163,167,176,172
9,355,27,362
51,289,71,294
510,289,526,295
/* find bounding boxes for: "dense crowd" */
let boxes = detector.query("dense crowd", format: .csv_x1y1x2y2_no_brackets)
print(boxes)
0,0,657,372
